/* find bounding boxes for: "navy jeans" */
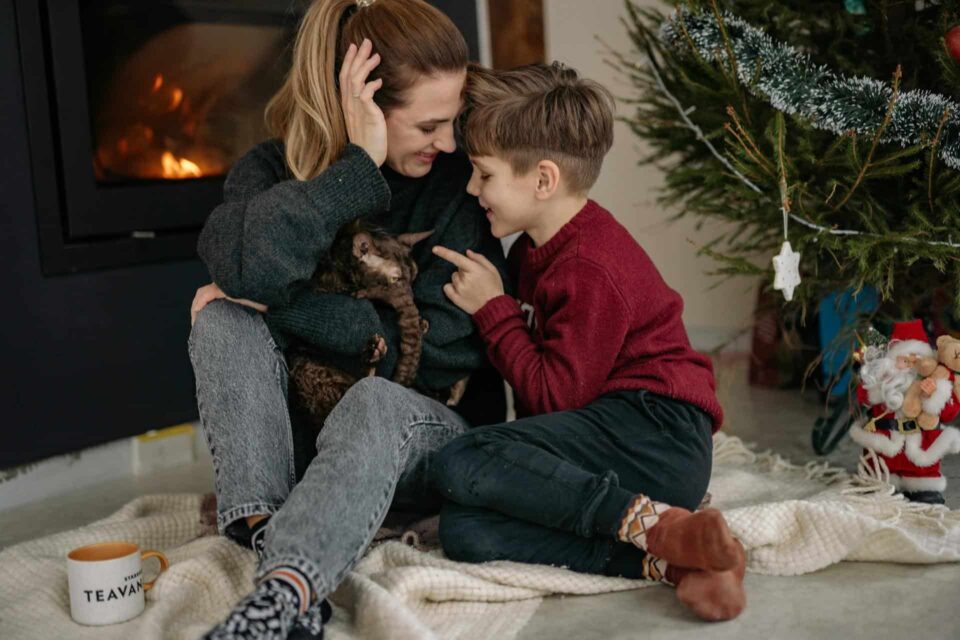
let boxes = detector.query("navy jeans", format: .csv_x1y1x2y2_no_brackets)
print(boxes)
431,390,713,579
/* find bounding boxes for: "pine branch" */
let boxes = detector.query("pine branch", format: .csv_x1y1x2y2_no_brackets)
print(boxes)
660,7,960,171
725,105,775,175
929,107,953,212
611,0,960,322
833,66,903,211
774,112,792,227
707,0,753,126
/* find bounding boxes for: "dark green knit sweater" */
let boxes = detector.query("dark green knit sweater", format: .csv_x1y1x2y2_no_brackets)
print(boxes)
197,140,508,390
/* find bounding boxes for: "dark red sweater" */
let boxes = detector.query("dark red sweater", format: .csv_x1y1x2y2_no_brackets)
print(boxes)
473,200,724,431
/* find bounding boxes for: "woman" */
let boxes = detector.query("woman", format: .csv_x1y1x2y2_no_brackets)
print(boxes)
187,1,506,638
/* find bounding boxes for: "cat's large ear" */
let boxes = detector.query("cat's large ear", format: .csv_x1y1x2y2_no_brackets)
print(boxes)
397,229,434,248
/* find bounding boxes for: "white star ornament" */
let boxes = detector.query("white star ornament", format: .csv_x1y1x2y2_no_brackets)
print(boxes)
772,241,801,302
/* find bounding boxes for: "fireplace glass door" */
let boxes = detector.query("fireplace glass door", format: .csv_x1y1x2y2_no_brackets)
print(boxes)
49,0,297,238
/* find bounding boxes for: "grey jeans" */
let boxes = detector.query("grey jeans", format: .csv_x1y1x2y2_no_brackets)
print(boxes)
187,299,470,596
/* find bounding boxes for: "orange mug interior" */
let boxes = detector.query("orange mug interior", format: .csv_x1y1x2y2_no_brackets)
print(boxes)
68,541,169,591
68,541,139,562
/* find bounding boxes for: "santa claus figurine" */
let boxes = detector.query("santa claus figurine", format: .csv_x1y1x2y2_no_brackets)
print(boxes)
849,319,960,504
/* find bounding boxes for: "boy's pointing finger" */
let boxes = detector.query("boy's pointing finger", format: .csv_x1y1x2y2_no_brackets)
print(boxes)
433,246,475,271
466,249,497,272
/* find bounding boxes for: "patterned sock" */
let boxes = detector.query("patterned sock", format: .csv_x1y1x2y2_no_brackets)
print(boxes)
616,494,670,550
640,554,673,586
669,544,747,622
619,495,740,572
237,520,329,640
249,518,269,560
203,568,311,640
289,599,332,640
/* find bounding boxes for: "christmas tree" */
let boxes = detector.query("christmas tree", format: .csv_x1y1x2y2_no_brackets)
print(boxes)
611,0,960,355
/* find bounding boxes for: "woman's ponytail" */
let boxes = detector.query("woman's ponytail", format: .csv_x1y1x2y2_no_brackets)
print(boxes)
265,0,353,181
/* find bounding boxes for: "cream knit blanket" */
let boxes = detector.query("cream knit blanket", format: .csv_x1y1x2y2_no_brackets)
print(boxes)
1,433,957,640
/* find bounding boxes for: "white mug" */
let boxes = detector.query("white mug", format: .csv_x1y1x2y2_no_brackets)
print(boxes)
67,541,169,626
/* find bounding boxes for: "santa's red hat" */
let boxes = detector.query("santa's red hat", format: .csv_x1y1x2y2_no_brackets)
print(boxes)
887,319,934,359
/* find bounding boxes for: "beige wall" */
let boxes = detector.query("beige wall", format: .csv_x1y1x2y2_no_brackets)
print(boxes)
543,0,757,351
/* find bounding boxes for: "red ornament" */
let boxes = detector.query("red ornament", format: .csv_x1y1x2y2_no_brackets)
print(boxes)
948,26,960,65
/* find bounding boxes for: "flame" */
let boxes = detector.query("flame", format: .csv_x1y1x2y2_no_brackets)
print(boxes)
161,151,203,179
95,71,225,180
169,88,183,111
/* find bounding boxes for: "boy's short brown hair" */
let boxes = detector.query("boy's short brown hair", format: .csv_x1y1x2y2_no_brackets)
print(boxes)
461,62,615,194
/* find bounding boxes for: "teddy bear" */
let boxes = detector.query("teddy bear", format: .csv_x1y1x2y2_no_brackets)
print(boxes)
934,334,960,409
901,334,960,430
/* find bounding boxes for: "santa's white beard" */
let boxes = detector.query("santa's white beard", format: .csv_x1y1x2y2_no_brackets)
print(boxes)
860,355,917,411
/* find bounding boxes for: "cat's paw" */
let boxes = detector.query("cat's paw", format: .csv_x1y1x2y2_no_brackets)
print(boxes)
363,335,388,366
446,376,469,406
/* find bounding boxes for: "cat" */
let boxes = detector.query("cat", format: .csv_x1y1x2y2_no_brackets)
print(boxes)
289,220,467,435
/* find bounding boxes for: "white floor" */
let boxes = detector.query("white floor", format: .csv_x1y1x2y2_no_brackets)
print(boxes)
2,355,959,638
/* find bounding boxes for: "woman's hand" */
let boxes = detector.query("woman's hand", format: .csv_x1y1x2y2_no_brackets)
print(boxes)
433,247,505,315
340,38,387,167
191,283,268,326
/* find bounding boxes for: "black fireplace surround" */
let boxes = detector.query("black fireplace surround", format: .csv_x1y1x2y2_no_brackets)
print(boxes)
2,0,480,468
20,1,303,274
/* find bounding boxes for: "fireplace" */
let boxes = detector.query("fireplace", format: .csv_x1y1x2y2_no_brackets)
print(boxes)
17,0,302,274
2,0,482,469
16,0,478,276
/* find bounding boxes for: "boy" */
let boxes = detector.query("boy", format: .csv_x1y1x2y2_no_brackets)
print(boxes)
431,63,745,621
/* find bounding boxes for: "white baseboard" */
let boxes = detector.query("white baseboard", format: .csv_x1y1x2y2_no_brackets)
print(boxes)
0,422,202,513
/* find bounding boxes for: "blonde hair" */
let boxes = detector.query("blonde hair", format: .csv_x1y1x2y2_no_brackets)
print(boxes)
462,62,614,194
265,0,469,181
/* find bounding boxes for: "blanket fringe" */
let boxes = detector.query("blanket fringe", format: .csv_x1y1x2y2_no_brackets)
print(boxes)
713,432,958,535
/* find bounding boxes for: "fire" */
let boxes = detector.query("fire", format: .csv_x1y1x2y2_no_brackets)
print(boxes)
168,88,183,111
161,151,203,179
94,71,221,180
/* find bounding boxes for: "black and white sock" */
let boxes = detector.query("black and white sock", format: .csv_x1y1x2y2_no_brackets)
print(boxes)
251,520,328,639
203,568,311,640
249,518,269,560
289,599,332,640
